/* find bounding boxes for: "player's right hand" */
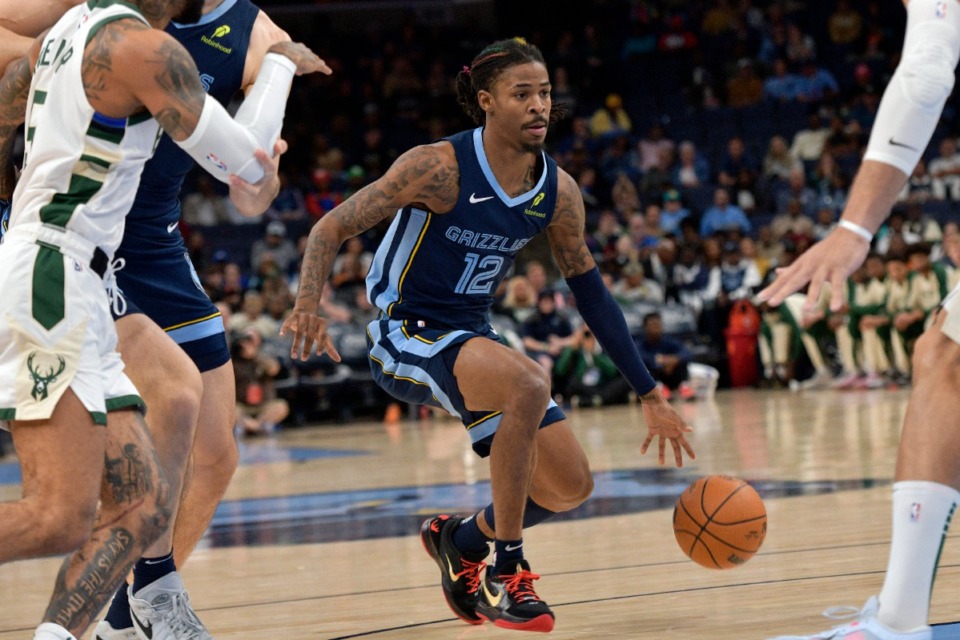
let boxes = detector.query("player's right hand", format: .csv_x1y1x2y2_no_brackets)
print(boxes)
280,308,341,362
267,41,332,76
757,225,870,312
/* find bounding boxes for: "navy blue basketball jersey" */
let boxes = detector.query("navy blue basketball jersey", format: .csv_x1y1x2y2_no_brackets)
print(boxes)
122,0,258,239
366,127,559,334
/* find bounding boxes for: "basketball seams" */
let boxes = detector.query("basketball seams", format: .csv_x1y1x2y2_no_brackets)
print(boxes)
674,475,767,569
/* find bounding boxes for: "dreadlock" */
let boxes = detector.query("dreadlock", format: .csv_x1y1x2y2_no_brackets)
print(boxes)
456,37,567,125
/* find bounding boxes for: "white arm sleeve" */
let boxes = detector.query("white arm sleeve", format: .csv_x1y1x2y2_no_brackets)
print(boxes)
175,53,296,184
863,0,960,175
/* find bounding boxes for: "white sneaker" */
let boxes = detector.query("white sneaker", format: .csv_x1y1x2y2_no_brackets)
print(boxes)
92,620,138,640
128,572,213,640
767,596,931,640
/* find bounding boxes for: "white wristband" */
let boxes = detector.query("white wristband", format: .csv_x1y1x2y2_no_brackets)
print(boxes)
838,219,874,243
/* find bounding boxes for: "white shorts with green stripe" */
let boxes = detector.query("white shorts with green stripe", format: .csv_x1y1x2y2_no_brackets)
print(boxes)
0,225,142,428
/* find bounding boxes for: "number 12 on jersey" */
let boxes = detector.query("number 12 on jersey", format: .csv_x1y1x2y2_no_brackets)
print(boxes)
454,252,505,295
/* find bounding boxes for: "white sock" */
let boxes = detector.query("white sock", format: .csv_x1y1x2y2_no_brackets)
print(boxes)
878,480,960,632
33,623,76,640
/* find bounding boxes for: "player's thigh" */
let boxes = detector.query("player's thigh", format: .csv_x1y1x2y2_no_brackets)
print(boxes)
115,313,203,408
917,303,960,372
10,388,105,518
530,420,593,503
192,360,238,466
453,337,550,412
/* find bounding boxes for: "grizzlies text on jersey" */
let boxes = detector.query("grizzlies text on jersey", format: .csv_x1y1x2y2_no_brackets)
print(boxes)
365,127,565,456
366,127,558,335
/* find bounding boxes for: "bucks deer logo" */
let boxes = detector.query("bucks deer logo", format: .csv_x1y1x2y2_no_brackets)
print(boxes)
27,352,66,401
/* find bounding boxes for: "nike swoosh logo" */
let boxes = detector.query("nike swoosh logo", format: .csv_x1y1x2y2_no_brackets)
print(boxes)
482,579,503,607
889,137,918,151
167,221,179,233
469,193,495,204
131,610,153,639
504,543,522,552
445,555,461,582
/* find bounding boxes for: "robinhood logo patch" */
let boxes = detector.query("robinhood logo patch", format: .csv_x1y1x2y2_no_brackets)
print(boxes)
524,192,547,218
201,24,233,54
27,351,65,401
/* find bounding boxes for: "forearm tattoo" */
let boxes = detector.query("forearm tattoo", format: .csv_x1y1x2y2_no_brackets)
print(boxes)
0,57,31,197
298,146,459,304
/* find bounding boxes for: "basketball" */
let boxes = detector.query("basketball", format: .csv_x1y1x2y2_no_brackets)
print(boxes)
673,475,767,569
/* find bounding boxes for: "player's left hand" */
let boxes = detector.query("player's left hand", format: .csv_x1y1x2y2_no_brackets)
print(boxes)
228,139,287,216
639,389,695,467
280,307,342,363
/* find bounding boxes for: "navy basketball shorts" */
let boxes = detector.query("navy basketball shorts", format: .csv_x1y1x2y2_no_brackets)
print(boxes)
112,244,230,373
366,317,566,457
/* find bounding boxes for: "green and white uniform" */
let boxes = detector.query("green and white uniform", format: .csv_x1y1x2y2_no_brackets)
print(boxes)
0,1,160,425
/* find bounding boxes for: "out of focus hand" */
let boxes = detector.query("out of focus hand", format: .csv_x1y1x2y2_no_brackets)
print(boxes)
757,226,870,312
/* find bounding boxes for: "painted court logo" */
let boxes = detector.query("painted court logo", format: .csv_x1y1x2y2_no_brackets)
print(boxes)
201,24,233,54
27,351,65,401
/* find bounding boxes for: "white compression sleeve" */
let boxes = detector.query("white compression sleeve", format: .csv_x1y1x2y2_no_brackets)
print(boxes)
234,52,297,151
175,54,296,184
864,0,960,175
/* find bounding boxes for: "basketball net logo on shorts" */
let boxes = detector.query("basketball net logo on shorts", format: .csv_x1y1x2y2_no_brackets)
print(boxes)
26,351,65,401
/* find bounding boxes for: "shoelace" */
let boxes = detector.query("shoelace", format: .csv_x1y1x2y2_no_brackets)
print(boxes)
457,558,486,595
163,591,210,639
102,257,127,316
502,569,542,603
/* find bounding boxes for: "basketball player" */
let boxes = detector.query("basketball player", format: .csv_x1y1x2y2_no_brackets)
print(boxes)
0,1,321,637
759,0,960,637
0,2,325,639
283,38,696,633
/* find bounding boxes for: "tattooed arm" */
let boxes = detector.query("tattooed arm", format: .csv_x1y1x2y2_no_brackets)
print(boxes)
549,169,694,466
0,39,41,199
546,170,598,278
0,0,81,37
281,141,460,361
0,57,32,199
85,24,325,186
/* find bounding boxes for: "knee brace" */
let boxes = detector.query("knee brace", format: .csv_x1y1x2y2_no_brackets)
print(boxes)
864,0,960,175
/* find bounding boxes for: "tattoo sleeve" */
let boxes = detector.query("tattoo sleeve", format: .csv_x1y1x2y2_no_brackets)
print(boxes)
296,145,459,306
0,56,31,198
547,172,595,278
148,39,206,139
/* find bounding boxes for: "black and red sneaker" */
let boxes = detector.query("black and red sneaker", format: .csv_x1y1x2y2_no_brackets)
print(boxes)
419,515,487,625
476,559,555,632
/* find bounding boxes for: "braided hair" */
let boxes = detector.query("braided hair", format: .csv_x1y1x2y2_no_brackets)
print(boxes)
456,37,566,125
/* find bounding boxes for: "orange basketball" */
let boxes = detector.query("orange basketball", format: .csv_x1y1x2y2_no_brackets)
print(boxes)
673,475,767,569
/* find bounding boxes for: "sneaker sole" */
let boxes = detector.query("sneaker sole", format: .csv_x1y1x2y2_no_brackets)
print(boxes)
419,517,484,626
477,611,555,633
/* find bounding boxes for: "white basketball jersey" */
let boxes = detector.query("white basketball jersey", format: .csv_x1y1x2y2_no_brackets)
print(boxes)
11,0,162,256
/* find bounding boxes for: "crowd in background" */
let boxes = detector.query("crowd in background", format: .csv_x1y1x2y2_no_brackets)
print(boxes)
167,0,960,429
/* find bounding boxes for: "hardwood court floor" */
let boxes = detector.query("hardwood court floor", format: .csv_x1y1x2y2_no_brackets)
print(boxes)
3,388,960,639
